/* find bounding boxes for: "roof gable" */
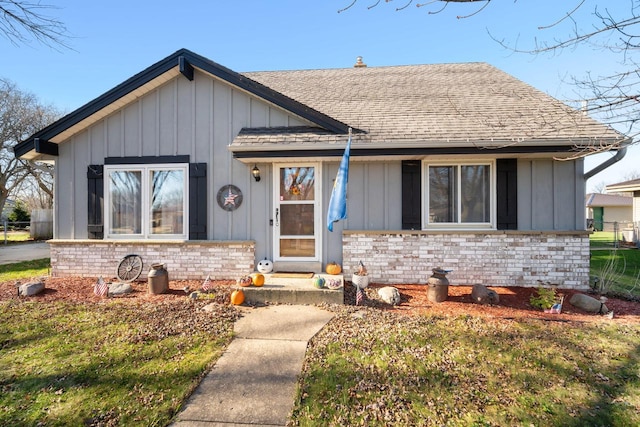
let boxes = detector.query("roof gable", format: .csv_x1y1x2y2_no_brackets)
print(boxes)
15,48,350,159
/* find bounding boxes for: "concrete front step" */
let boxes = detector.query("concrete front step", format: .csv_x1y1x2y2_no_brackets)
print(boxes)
241,273,344,305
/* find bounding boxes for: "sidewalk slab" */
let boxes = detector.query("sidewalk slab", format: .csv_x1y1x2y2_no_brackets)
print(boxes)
234,305,335,341
170,305,334,427
173,338,307,426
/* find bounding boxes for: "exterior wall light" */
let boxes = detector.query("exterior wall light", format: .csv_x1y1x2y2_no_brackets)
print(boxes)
252,165,261,182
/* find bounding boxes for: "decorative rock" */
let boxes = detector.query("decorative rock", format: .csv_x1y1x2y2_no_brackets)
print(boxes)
378,286,401,305
18,281,45,296
471,284,499,305
569,293,609,314
202,302,217,312
108,282,133,296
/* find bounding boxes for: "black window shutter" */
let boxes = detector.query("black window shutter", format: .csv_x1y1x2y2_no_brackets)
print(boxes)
402,160,422,230
189,163,207,240
497,159,518,230
87,165,104,239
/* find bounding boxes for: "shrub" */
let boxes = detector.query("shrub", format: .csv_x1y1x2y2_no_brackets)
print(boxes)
8,201,30,223
529,286,558,310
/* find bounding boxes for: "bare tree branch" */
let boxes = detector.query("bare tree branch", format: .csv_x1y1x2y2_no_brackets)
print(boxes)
0,0,70,49
339,0,489,13
538,0,585,30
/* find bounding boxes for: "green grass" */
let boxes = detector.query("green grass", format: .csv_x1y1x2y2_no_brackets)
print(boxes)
0,231,32,243
0,258,50,282
0,299,236,426
291,313,640,427
589,231,640,297
591,249,640,296
591,231,617,248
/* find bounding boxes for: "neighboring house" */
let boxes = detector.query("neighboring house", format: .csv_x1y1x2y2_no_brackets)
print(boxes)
14,49,628,289
606,179,640,245
585,193,633,231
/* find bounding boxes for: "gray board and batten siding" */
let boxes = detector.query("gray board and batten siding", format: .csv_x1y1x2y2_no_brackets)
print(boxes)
55,69,306,244
58,67,584,238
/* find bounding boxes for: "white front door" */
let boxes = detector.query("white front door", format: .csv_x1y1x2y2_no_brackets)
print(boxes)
273,164,321,261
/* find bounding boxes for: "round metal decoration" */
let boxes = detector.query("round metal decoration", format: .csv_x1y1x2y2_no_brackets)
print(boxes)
116,254,143,282
217,184,243,211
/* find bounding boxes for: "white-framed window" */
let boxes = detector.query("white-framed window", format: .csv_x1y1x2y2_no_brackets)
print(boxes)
104,163,188,239
424,161,495,229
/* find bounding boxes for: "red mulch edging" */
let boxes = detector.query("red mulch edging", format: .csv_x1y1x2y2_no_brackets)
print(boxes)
2,277,639,324
367,283,640,324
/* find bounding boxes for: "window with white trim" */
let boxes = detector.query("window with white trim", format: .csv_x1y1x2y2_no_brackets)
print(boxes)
105,164,188,239
425,161,495,228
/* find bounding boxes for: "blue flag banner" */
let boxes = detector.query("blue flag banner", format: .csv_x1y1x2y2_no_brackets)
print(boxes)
327,135,351,232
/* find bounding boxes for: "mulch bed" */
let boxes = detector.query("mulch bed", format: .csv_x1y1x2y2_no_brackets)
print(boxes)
359,283,640,324
2,277,639,324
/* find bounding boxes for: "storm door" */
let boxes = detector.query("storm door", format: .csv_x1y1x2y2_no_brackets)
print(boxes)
273,164,321,261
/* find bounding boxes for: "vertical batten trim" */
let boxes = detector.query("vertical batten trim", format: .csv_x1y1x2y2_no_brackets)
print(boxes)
227,88,234,239
208,79,215,240
191,72,196,155
173,79,178,156
363,163,368,227
155,89,160,157
384,164,390,229
575,160,583,230
552,160,557,229
120,110,125,158
138,100,143,157
70,145,75,239
530,160,536,230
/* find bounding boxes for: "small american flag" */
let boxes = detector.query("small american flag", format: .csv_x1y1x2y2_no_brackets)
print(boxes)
94,276,108,297
202,275,212,292
356,287,363,306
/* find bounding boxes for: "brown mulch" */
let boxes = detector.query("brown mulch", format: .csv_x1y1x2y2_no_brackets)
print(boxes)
2,276,639,324
359,283,640,324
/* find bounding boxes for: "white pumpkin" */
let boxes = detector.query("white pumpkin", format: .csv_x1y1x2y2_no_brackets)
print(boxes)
257,258,274,274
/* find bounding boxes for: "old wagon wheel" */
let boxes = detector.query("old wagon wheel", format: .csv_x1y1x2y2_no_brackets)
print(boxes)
116,254,143,282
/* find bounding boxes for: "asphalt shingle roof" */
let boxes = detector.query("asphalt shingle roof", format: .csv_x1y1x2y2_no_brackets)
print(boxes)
235,62,625,149
586,193,633,207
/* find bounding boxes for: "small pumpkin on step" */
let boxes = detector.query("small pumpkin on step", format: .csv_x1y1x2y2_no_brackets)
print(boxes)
325,262,342,275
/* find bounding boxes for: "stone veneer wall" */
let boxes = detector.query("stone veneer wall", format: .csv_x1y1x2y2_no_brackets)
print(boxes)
49,240,255,280
342,230,591,289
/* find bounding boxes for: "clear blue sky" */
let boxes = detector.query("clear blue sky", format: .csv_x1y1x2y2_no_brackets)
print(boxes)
3,0,638,191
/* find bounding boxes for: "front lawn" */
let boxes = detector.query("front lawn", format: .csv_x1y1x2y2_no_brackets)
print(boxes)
0,258,50,282
291,309,640,426
0,231,32,244
0,299,238,426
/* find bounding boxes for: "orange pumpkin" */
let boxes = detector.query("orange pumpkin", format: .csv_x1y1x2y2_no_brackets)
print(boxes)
325,262,342,275
238,275,252,287
230,289,245,305
251,273,265,287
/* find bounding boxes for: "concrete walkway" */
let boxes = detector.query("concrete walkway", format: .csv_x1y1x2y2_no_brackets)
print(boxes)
170,305,334,427
0,242,50,265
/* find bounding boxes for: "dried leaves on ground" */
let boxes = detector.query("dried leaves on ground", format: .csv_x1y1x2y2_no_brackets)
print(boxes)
1,277,639,323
